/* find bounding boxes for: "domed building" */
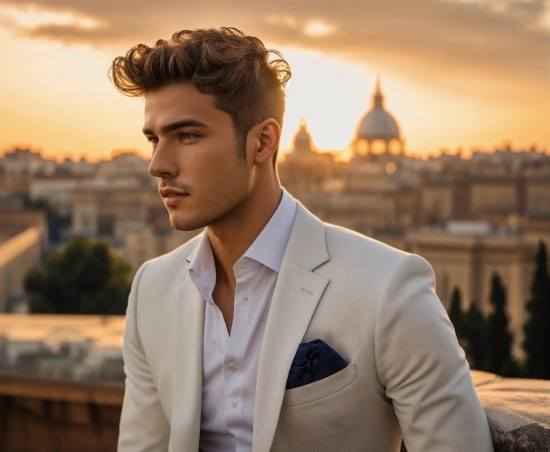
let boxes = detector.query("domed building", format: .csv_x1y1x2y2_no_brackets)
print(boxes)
279,118,335,213
353,78,404,157
286,117,315,159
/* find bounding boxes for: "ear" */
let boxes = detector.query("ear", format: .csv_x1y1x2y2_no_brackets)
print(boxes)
248,119,281,165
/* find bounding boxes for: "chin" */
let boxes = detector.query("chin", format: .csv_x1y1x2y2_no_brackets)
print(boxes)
167,188,249,231
169,214,206,232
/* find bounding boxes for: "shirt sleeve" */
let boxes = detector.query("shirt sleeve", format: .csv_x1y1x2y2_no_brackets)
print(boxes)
375,253,494,452
118,262,171,452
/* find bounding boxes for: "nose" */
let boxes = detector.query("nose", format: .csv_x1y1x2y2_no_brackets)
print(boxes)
149,141,179,179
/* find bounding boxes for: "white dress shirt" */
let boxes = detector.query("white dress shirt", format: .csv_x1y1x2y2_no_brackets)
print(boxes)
189,189,297,452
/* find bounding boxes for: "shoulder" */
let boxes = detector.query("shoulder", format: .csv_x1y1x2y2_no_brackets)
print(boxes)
290,200,433,286
319,221,437,309
323,221,425,272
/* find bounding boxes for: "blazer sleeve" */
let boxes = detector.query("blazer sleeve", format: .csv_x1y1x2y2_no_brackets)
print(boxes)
118,262,171,452
375,254,494,452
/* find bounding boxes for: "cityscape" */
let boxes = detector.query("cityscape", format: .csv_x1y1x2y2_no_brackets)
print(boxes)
1,80,549,382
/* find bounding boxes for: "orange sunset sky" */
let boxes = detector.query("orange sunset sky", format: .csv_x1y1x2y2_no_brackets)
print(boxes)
0,0,549,161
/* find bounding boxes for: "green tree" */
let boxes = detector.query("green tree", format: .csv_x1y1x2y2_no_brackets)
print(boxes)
481,273,518,376
447,287,487,369
448,287,463,337
24,237,132,315
462,302,486,370
523,242,550,379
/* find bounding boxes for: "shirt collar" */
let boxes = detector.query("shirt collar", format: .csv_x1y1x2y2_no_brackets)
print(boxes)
243,188,297,273
188,228,216,303
188,188,297,302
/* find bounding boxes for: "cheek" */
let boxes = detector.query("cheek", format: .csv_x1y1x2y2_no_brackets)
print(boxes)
185,140,246,187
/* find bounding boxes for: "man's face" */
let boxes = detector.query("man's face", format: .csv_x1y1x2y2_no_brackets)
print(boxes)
144,82,250,231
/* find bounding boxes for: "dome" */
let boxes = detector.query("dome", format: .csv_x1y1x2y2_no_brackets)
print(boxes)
356,79,401,142
291,117,313,155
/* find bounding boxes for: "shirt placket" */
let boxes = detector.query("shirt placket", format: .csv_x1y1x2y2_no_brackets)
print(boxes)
223,257,255,450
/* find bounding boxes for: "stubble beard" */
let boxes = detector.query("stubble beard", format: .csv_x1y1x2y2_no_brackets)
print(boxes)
167,169,250,232
166,137,251,232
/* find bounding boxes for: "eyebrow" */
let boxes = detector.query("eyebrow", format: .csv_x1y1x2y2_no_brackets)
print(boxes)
142,118,208,136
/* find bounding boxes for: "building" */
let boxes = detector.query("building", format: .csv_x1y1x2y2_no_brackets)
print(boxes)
0,211,48,312
30,175,89,217
0,314,125,382
281,83,416,238
0,148,56,176
71,182,200,272
352,78,405,157
96,151,150,177
279,118,336,219
407,223,537,360
71,185,161,239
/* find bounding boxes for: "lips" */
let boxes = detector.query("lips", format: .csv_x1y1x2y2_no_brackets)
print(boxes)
159,188,188,197
159,188,190,206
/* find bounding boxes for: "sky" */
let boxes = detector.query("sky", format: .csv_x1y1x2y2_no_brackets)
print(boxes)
0,0,549,161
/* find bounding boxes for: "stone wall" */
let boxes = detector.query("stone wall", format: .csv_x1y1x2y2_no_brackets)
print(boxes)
1,371,548,451
0,227,44,312
0,372,122,452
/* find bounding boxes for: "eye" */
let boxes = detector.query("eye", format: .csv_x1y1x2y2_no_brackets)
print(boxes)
180,132,198,141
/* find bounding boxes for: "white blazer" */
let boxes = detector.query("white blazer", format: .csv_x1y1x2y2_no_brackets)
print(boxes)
118,201,494,452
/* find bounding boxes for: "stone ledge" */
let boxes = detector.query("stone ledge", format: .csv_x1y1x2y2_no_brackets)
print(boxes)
471,370,550,452
0,371,124,407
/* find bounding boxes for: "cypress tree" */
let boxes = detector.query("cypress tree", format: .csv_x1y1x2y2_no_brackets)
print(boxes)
523,242,550,379
446,287,488,369
462,301,486,369
448,287,463,338
481,273,518,376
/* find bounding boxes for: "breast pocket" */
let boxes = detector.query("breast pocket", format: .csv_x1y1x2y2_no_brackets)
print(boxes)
272,363,357,452
282,363,357,407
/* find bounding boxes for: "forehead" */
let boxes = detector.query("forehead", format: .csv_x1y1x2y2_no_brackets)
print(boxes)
143,82,221,129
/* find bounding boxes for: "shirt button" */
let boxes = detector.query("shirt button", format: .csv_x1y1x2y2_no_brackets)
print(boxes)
243,263,248,269
231,400,237,408
229,363,237,371
243,295,249,301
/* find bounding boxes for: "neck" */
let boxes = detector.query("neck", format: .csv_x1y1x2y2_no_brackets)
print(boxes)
207,177,282,289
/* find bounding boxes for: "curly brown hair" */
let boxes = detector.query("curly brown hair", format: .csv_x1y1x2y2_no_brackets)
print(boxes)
109,27,291,162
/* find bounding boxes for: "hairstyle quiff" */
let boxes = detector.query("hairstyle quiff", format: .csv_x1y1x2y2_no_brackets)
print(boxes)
109,27,291,159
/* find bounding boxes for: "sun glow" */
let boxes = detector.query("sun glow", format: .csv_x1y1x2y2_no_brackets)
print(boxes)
0,14,548,161
303,21,335,37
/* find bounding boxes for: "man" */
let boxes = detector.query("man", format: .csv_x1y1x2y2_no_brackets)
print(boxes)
112,28,493,452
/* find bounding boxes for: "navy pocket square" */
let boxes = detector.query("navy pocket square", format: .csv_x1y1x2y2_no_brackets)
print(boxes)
286,339,347,390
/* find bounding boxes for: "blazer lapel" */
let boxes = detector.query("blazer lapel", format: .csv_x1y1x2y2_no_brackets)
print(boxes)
253,203,330,452
169,257,205,452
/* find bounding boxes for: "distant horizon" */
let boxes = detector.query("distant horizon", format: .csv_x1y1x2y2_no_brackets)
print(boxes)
2,139,548,164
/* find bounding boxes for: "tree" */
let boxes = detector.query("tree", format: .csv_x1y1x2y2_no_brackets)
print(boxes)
448,287,463,338
447,287,488,369
462,301,487,370
24,237,132,315
523,242,550,379
481,273,518,377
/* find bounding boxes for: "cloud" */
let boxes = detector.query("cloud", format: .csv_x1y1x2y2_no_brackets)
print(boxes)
1,0,548,95
303,20,335,37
